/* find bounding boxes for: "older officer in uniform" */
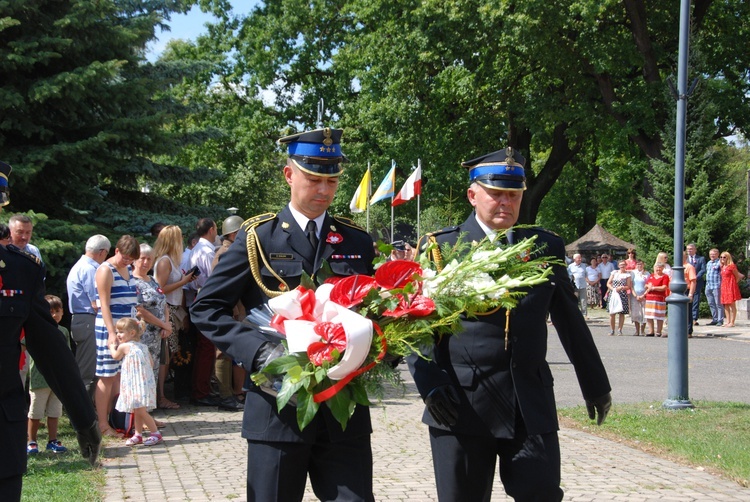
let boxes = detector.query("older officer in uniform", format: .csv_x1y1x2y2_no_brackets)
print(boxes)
408,148,612,502
0,161,100,501
191,128,376,502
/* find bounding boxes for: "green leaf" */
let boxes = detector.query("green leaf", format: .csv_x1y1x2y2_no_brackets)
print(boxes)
316,260,334,284
300,270,316,291
349,380,371,407
326,388,356,431
262,354,302,375
277,376,304,410
296,390,319,431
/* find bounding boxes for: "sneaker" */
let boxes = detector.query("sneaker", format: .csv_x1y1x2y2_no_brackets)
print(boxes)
125,434,143,446
707,320,718,326
27,442,39,454
46,440,67,453
143,432,163,446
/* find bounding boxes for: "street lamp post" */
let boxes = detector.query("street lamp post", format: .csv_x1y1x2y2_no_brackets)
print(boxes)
664,0,694,410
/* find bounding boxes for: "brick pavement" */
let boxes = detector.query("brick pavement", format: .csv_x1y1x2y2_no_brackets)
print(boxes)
103,358,750,501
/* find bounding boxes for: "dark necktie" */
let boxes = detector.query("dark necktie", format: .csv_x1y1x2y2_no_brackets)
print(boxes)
305,220,319,250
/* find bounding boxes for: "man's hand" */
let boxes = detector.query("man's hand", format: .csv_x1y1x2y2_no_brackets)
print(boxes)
253,342,291,401
586,392,612,425
425,385,460,426
76,422,102,467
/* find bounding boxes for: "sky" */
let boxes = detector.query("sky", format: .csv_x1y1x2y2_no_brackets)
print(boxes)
146,3,257,61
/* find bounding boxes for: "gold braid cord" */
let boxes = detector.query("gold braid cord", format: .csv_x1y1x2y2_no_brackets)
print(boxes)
246,227,287,298
426,235,444,272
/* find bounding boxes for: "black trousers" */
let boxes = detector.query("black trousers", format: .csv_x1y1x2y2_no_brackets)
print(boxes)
0,475,22,502
429,426,564,502
246,433,374,502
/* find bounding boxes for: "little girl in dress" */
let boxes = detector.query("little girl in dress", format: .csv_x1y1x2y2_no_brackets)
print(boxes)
109,318,163,446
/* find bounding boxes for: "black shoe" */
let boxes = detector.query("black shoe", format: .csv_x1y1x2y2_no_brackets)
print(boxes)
190,396,220,407
218,396,244,411
707,320,718,326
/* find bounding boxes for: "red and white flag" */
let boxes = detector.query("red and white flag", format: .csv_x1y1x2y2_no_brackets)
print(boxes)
391,166,421,207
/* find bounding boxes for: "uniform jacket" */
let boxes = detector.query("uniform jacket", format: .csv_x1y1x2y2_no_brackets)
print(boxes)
0,245,96,478
408,215,611,438
191,206,375,443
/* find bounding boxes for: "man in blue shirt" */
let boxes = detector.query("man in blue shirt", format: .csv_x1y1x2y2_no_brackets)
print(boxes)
66,235,111,397
704,248,724,326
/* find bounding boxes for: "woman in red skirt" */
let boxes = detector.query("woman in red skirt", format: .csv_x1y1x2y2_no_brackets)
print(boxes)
720,252,744,327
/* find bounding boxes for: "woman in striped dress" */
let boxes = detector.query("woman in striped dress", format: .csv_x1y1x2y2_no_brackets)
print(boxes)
94,235,140,437
644,262,670,337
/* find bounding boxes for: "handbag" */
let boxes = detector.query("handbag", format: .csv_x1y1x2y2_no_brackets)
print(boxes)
608,289,624,314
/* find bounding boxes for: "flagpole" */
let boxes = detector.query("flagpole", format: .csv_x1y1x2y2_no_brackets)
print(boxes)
366,162,371,235
417,158,421,239
391,159,397,242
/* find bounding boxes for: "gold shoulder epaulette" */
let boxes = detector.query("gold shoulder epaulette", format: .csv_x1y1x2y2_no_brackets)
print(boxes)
332,215,366,232
241,213,276,232
429,226,459,237
8,245,42,266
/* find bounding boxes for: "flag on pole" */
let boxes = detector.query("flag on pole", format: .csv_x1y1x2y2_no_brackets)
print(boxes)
370,162,396,205
392,165,422,207
349,168,371,213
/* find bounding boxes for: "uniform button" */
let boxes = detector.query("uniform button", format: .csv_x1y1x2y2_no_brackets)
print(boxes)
279,269,285,276
513,337,518,342
512,362,517,368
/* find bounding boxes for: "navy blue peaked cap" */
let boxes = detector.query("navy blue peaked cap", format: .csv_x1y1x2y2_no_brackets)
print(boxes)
462,147,526,191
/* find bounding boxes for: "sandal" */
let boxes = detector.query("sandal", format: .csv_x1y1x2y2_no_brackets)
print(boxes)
125,434,143,446
143,433,163,446
158,399,180,410
100,427,124,439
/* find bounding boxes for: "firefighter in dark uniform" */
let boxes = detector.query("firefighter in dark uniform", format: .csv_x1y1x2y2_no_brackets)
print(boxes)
0,161,100,501
408,148,612,502
190,128,376,502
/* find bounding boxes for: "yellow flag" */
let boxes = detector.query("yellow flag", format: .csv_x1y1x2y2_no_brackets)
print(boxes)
349,168,371,213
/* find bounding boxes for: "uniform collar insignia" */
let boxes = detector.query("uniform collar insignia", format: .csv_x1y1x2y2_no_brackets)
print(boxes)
281,221,290,229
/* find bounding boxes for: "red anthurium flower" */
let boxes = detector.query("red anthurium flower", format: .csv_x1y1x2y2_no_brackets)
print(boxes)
326,232,343,244
382,294,436,318
307,322,347,366
323,276,345,286
375,260,423,290
329,275,378,308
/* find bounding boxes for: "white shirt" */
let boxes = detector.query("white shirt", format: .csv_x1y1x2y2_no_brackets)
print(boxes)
288,204,325,239
189,237,216,290
474,215,500,242
597,261,615,280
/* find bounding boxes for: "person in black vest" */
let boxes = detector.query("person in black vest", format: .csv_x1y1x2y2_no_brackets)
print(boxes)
191,128,376,501
0,161,100,501
409,148,612,502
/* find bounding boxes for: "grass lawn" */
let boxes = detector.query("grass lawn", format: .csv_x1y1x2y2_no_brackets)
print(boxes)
559,400,750,488
22,415,105,502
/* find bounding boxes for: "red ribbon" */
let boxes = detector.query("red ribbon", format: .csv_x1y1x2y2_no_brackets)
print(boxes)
313,323,387,403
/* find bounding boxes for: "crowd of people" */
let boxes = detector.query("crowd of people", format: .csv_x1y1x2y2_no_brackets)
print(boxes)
11,210,252,458
568,246,746,337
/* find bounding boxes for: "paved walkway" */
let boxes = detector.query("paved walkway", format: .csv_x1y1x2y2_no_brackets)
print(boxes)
102,314,750,501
